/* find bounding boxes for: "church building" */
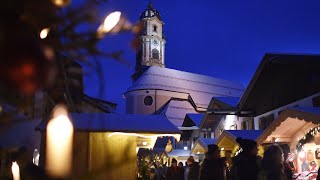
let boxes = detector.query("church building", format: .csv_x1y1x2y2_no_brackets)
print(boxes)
125,3,245,127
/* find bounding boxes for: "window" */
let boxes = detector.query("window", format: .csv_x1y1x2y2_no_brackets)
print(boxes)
152,49,159,59
241,121,247,130
258,114,275,130
144,96,153,106
153,25,157,32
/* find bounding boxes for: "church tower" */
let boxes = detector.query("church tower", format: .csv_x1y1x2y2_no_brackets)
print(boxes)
132,3,166,81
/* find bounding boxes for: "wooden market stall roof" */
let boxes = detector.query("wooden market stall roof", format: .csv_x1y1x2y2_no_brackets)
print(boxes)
36,113,182,135
238,53,320,116
256,107,320,145
216,130,263,150
191,138,217,154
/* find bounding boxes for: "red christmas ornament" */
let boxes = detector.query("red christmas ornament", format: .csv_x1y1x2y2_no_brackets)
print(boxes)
0,19,56,95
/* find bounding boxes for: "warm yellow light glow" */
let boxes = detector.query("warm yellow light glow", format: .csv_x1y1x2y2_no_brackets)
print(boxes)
299,151,306,159
40,28,50,39
221,147,225,151
51,0,71,7
142,141,147,146
103,11,121,33
46,105,73,178
108,132,180,149
197,151,200,154
108,132,181,141
275,138,279,142
11,162,20,180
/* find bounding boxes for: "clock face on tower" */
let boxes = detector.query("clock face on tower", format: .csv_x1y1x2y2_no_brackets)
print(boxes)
152,39,158,46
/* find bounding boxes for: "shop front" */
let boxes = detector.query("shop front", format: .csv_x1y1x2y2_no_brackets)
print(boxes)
216,130,264,165
257,107,320,179
191,138,216,161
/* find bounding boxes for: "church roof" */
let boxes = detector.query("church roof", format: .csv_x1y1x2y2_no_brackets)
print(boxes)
126,66,245,109
161,100,198,127
183,113,204,127
214,97,240,108
139,3,162,20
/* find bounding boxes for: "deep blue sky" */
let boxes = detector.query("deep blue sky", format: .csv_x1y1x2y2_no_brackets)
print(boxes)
83,0,320,113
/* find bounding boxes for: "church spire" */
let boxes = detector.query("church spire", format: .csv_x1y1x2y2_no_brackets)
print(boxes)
132,3,166,81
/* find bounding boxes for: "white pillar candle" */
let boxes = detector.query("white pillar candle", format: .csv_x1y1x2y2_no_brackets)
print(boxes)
46,105,73,178
11,161,20,180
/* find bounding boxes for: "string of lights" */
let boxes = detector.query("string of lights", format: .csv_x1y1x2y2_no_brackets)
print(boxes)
296,126,320,152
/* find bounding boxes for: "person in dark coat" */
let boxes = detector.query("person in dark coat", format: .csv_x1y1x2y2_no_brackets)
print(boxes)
258,144,287,180
165,158,184,180
187,156,200,180
279,144,293,180
199,144,226,180
230,137,261,180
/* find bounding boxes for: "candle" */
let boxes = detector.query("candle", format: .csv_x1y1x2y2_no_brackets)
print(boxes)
46,105,73,178
11,161,20,180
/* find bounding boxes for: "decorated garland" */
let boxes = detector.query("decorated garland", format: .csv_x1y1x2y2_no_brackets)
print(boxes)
296,126,320,151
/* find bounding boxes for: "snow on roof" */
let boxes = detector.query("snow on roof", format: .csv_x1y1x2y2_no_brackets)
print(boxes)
167,149,191,157
0,119,41,149
289,107,320,115
214,97,240,107
126,66,245,108
225,130,263,141
37,113,181,134
162,100,198,127
186,113,204,127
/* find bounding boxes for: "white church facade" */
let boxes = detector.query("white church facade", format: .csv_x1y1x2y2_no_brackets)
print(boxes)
125,3,245,128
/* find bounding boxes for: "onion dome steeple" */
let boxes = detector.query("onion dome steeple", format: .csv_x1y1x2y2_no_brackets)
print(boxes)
139,2,162,20
132,2,166,81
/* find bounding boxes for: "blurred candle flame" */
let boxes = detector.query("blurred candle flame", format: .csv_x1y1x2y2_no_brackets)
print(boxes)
11,161,20,180
103,11,121,32
97,11,121,37
46,105,73,178
40,28,50,39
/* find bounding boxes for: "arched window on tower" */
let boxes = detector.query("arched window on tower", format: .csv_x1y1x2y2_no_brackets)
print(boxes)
152,49,159,59
153,25,158,32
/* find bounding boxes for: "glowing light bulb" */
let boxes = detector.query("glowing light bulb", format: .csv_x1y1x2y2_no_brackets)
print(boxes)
40,28,50,39
51,0,71,7
142,141,147,146
103,11,121,33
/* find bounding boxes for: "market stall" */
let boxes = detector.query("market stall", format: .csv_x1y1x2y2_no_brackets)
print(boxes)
256,107,320,177
216,130,264,165
191,138,216,161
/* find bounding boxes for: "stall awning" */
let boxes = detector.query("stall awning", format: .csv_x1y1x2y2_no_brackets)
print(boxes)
36,113,182,135
191,138,217,154
257,107,320,145
216,130,263,150
167,149,191,157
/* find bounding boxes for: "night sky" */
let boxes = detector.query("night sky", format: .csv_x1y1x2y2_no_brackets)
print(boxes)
83,0,320,113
